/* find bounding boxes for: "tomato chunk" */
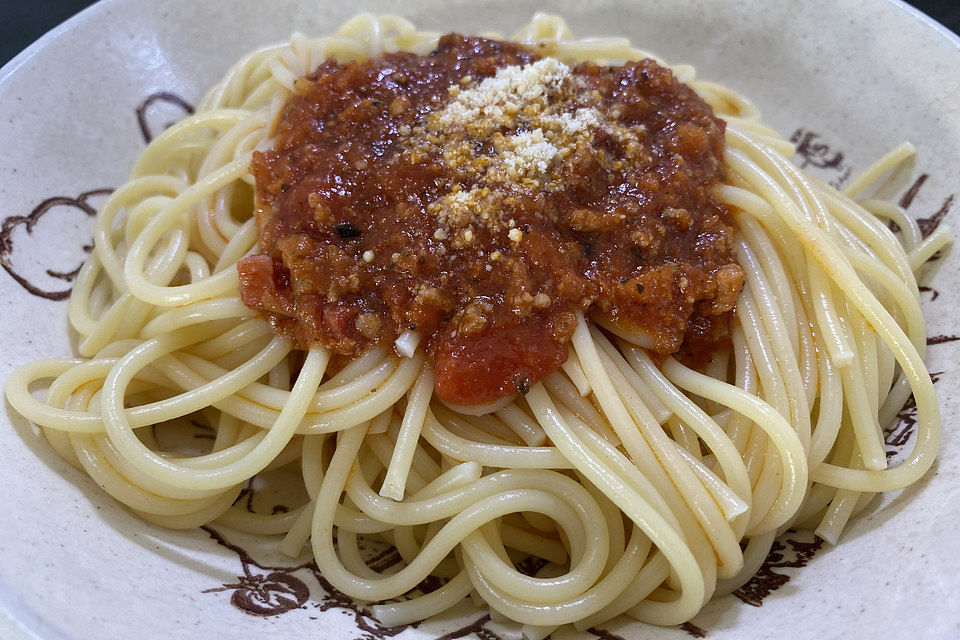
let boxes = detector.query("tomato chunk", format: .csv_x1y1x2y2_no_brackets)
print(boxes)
433,319,567,406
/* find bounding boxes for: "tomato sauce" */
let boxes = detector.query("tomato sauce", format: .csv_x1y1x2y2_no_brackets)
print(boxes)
238,34,742,406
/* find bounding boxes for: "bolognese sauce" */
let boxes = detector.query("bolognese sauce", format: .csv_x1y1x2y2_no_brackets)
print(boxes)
238,34,742,406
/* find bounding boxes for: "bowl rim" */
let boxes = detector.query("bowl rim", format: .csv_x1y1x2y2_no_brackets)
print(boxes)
0,1,958,639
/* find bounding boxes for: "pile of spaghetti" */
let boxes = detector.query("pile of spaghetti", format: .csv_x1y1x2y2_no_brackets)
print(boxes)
6,14,949,636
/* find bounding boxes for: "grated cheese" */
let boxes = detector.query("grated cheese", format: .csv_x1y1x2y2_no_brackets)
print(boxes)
434,58,572,131
404,56,622,248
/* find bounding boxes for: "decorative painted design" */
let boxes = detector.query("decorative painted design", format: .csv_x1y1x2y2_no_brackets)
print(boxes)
588,627,628,639
434,615,504,640
0,189,111,299
0,91,194,300
201,527,312,617
679,622,707,638
136,91,196,143
586,622,707,639
885,371,943,461
899,173,929,209
788,128,852,186
201,525,513,640
733,533,825,607
201,525,412,637
916,193,953,239
897,173,952,264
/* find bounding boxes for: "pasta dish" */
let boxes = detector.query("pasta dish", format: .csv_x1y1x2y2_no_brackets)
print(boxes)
5,13,949,635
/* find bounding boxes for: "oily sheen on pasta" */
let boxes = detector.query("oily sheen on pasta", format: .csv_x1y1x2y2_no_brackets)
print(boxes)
5,13,949,635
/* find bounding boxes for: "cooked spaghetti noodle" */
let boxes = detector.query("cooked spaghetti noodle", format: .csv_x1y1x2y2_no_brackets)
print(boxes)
5,13,949,634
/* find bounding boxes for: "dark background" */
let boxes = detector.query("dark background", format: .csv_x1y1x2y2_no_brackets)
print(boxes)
1,1,959,67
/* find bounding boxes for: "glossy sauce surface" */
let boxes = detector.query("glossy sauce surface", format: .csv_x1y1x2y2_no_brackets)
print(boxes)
238,35,742,405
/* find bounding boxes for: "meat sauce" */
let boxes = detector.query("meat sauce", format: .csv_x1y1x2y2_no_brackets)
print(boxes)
238,34,743,406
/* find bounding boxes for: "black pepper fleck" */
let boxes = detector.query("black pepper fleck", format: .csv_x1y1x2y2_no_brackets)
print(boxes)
334,222,361,238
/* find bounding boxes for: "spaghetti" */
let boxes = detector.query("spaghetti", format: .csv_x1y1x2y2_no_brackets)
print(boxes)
5,13,949,635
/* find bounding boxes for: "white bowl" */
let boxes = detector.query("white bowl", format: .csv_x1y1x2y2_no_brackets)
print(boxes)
1,1,958,639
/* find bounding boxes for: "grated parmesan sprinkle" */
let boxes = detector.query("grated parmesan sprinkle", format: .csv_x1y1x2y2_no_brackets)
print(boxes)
434,58,572,131
406,57,613,245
